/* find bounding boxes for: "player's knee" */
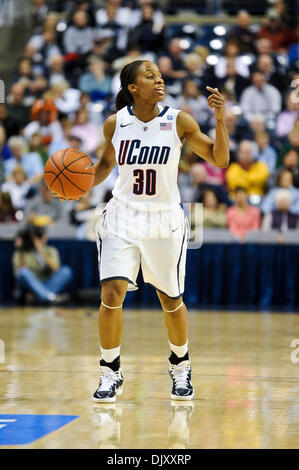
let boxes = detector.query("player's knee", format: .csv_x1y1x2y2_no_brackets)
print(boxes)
101,282,125,307
161,296,183,313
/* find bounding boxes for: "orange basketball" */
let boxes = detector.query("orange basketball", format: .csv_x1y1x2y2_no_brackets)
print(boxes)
44,148,95,199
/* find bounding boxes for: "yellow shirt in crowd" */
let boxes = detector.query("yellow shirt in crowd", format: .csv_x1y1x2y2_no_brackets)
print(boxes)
226,161,269,196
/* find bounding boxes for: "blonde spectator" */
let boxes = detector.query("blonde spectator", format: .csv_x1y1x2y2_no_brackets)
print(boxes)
262,189,299,231
1,166,30,210
5,136,43,185
184,53,203,77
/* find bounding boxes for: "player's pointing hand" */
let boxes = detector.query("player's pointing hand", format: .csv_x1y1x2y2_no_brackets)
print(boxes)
206,86,225,122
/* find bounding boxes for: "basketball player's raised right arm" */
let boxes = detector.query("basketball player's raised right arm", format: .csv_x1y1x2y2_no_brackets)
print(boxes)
177,87,230,168
92,115,117,188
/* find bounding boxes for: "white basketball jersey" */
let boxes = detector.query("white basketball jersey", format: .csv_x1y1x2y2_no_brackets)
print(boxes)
111,104,182,211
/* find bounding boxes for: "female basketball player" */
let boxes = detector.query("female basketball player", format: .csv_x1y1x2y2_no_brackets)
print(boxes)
87,60,229,402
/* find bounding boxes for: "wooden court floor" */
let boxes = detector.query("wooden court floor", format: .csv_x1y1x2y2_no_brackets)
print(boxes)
1,307,299,449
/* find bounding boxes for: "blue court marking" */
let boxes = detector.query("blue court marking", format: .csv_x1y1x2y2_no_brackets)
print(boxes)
0,414,79,445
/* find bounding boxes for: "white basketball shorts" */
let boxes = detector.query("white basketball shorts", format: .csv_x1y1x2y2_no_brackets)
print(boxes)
95,197,190,299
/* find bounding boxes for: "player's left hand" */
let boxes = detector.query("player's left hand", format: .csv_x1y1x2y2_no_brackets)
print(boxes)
206,86,225,121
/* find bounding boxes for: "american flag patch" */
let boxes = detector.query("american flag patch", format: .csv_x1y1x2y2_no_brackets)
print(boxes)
160,122,172,131
167,115,173,120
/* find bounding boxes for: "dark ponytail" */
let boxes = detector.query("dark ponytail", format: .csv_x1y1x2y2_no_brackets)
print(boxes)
115,60,146,111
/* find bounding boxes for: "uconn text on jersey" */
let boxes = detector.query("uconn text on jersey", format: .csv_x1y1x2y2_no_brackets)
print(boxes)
118,139,171,165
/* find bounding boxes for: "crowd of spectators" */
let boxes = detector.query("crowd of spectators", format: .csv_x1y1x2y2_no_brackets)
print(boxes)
0,0,298,243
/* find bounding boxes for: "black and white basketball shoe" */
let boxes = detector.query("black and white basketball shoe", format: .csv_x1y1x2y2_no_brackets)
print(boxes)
168,352,194,401
93,357,124,403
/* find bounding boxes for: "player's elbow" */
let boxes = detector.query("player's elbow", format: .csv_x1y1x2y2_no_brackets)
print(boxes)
213,156,230,168
212,150,230,168
217,160,229,169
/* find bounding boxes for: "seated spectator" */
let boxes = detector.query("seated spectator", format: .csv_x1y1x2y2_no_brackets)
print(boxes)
158,38,188,96
71,108,101,154
6,83,31,132
256,37,273,56
249,113,267,138
95,1,129,58
276,92,299,139
262,189,299,231
12,225,73,304
273,0,295,28
214,40,250,79
27,76,49,102
183,52,205,91
226,140,269,201
96,0,133,28
27,27,62,74
202,189,227,228
67,0,96,27
219,57,251,102
9,57,34,91
185,163,230,206
277,124,299,168
23,182,66,226
5,136,43,185
226,187,261,240
228,10,257,54
63,10,95,55
1,166,30,210
261,169,299,215
175,80,212,130
240,70,281,127
132,0,165,32
79,56,111,98
258,8,294,52
277,149,299,188
128,2,164,53
23,100,64,145
256,53,288,94
51,81,81,116
47,54,68,86
0,192,16,222
253,130,277,174
89,30,116,64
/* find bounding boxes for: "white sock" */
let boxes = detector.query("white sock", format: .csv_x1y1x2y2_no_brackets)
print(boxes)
169,340,188,358
100,346,120,363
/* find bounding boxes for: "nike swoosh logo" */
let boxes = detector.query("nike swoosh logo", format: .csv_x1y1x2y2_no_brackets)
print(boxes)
172,227,180,232
120,123,133,127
